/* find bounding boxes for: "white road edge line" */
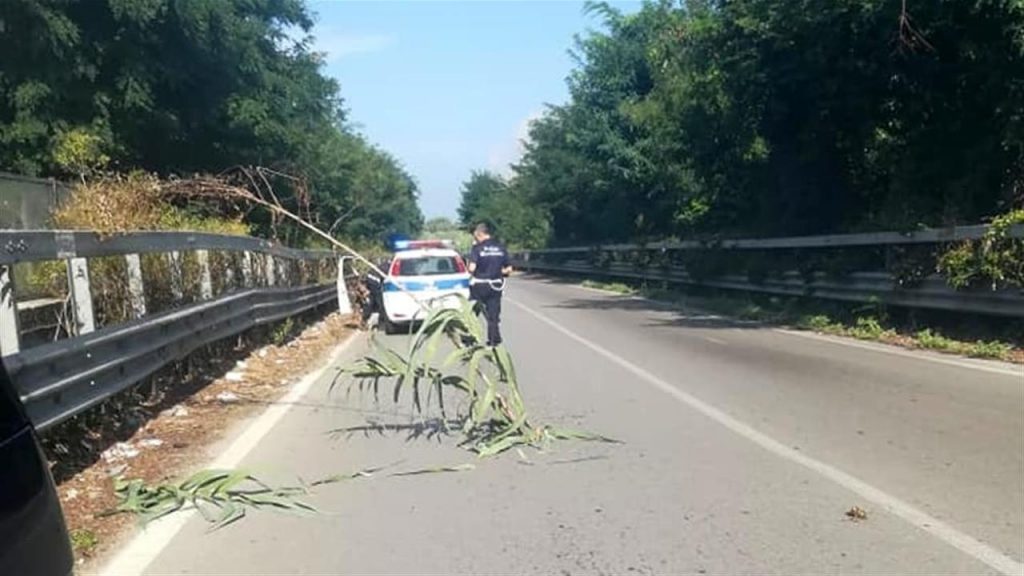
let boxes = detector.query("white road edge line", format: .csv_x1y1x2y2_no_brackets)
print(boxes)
773,328,1023,377
97,331,363,576
568,281,1022,378
510,298,1024,576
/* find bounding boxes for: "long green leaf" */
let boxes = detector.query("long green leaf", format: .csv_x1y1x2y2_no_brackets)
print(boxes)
211,501,246,531
213,470,253,497
544,427,621,444
476,434,525,457
390,463,476,477
474,377,497,425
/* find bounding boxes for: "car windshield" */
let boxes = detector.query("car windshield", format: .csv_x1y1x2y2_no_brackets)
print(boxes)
395,256,460,276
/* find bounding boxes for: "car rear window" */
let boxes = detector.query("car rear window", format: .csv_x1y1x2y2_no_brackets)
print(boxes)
395,256,461,276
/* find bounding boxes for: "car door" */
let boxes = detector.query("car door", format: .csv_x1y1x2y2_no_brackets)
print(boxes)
0,362,74,576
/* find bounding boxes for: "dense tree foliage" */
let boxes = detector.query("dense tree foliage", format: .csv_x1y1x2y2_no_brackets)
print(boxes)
420,216,473,252
457,170,549,249
469,0,1024,247
0,0,421,240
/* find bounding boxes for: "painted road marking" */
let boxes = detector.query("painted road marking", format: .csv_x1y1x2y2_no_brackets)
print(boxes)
99,332,362,576
568,281,1022,378
775,328,1023,378
511,298,1023,576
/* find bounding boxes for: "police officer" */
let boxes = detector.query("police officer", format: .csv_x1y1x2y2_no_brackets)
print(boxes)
468,222,512,347
360,260,386,329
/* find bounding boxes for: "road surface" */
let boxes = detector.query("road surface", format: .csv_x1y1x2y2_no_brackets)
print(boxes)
110,276,1023,575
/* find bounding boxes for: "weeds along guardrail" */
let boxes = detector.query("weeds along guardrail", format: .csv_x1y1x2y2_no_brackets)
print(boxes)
513,224,1024,318
0,229,350,431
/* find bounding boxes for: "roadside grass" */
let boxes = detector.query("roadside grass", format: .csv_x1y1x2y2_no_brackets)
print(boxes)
579,279,1021,363
913,328,1013,359
69,528,99,555
271,317,296,346
581,279,635,295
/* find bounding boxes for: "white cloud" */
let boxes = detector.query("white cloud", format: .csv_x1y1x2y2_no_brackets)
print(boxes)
487,110,543,177
319,33,395,60
292,24,395,60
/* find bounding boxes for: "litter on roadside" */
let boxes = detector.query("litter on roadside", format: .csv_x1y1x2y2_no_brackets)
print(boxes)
101,442,139,463
216,392,241,404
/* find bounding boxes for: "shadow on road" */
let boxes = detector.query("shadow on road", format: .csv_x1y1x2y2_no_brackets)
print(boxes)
326,417,460,444
547,294,760,331
517,272,770,331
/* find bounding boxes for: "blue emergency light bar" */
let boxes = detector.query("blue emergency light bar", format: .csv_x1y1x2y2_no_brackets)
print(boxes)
391,239,454,251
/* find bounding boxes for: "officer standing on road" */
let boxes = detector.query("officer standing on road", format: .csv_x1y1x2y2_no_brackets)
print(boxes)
468,222,512,347
360,260,386,329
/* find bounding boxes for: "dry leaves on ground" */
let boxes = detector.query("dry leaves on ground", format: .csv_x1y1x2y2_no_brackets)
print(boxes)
56,313,353,569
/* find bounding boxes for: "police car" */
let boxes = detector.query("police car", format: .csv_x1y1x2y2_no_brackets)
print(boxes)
379,239,471,333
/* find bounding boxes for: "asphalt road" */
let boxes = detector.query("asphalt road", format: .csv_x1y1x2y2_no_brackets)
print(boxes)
114,276,1023,575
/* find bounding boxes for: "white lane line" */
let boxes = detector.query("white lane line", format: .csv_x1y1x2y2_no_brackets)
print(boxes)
565,281,1023,378
774,328,1023,378
510,298,1023,576
702,336,728,345
98,331,362,576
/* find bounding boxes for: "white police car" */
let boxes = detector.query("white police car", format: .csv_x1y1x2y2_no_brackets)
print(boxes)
380,239,471,333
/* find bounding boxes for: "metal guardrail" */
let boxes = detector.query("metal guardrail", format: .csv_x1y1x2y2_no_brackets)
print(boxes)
0,230,332,265
0,229,346,431
9,284,335,430
532,224,1024,253
515,224,1024,318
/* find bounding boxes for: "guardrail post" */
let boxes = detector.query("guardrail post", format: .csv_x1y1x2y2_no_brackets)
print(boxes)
0,265,21,357
125,253,146,318
168,251,183,302
68,257,95,335
265,255,276,287
196,250,213,300
337,256,352,315
241,251,253,287
224,256,236,290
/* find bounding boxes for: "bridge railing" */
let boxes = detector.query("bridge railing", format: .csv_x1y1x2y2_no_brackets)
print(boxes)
513,224,1024,318
0,229,346,431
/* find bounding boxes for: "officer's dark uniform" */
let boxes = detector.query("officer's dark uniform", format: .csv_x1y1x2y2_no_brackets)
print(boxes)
361,268,384,326
468,238,510,347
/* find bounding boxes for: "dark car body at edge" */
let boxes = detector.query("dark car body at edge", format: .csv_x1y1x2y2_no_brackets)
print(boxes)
0,361,74,576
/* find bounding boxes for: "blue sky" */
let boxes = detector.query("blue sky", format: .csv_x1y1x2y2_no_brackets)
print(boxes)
308,0,638,219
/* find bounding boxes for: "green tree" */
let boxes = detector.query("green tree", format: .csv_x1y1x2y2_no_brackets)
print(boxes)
458,170,549,249
498,0,1024,245
424,216,457,234
0,0,422,241
458,171,507,226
